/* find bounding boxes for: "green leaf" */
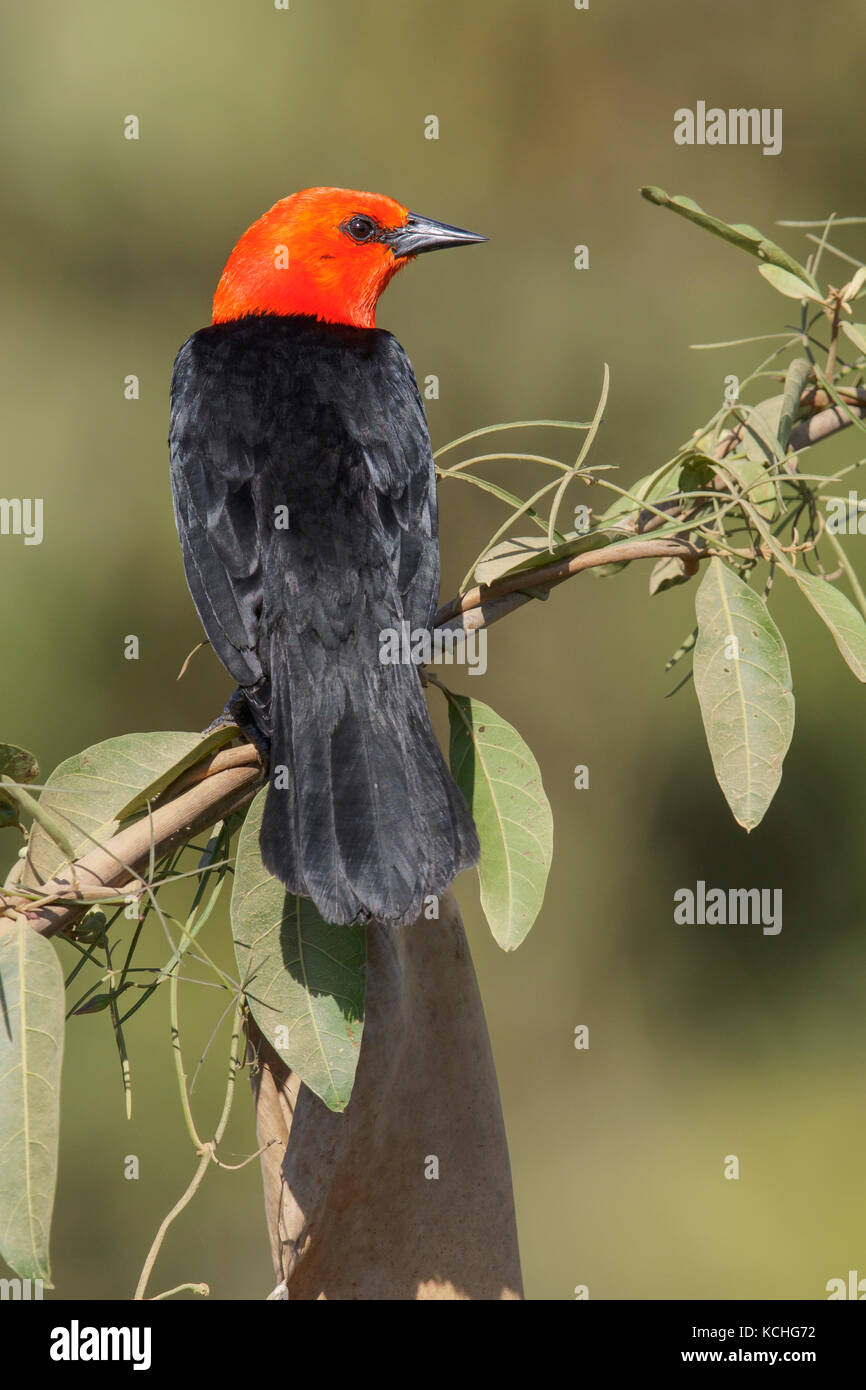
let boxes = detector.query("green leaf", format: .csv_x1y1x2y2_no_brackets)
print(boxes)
593,461,683,573
649,556,693,595
725,452,777,520
841,266,866,303
0,745,39,784
640,187,820,290
231,789,365,1112
115,725,239,819
694,559,795,830
474,534,557,586
678,455,716,492
777,358,813,451
591,559,632,579
841,321,866,355
757,263,826,303
21,730,237,889
446,693,552,950
598,461,682,523
0,744,40,832
593,453,711,581
735,497,866,681
72,987,131,1016
0,921,65,1284
742,397,785,461
474,528,615,586
788,572,866,681
665,624,699,673
691,331,803,352
72,911,108,944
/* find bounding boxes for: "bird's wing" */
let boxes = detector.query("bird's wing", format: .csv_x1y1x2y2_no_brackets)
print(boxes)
169,330,266,690
354,333,441,632
169,326,439,680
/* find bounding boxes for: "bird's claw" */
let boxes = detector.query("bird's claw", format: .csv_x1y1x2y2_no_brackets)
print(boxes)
202,690,271,765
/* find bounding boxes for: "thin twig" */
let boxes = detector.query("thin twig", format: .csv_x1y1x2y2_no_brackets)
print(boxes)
133,998,244,1300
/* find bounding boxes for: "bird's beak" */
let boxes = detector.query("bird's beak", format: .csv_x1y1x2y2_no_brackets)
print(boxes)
387,212,488,259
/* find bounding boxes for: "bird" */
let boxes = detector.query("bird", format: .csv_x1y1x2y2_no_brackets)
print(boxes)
169,187,485,927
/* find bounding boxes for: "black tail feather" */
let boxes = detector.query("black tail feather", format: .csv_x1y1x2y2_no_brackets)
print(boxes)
258,652,478,927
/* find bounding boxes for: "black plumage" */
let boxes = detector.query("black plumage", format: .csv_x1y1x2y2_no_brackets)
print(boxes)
169,313,479,926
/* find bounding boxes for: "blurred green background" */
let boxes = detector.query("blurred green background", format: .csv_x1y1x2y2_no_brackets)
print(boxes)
2,0,864,1300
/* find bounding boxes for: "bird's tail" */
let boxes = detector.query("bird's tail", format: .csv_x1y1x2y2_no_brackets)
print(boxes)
256,650,479,927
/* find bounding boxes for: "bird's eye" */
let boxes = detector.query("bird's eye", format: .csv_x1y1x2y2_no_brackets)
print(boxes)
343,215,378,244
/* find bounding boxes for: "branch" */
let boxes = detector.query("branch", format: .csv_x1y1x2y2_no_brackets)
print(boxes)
789,398,866,450
436,384,866,634
436,536,699,631
0,745,264,938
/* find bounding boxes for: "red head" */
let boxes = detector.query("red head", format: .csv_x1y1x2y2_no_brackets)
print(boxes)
212,187,485,329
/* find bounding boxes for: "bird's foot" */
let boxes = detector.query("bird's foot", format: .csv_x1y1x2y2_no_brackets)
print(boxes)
202,690,271,765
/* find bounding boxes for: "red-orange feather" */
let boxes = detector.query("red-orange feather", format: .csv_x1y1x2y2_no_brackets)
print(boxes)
212,187,411,328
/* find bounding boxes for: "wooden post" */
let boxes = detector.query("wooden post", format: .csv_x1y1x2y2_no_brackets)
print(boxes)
249,889,523,1300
